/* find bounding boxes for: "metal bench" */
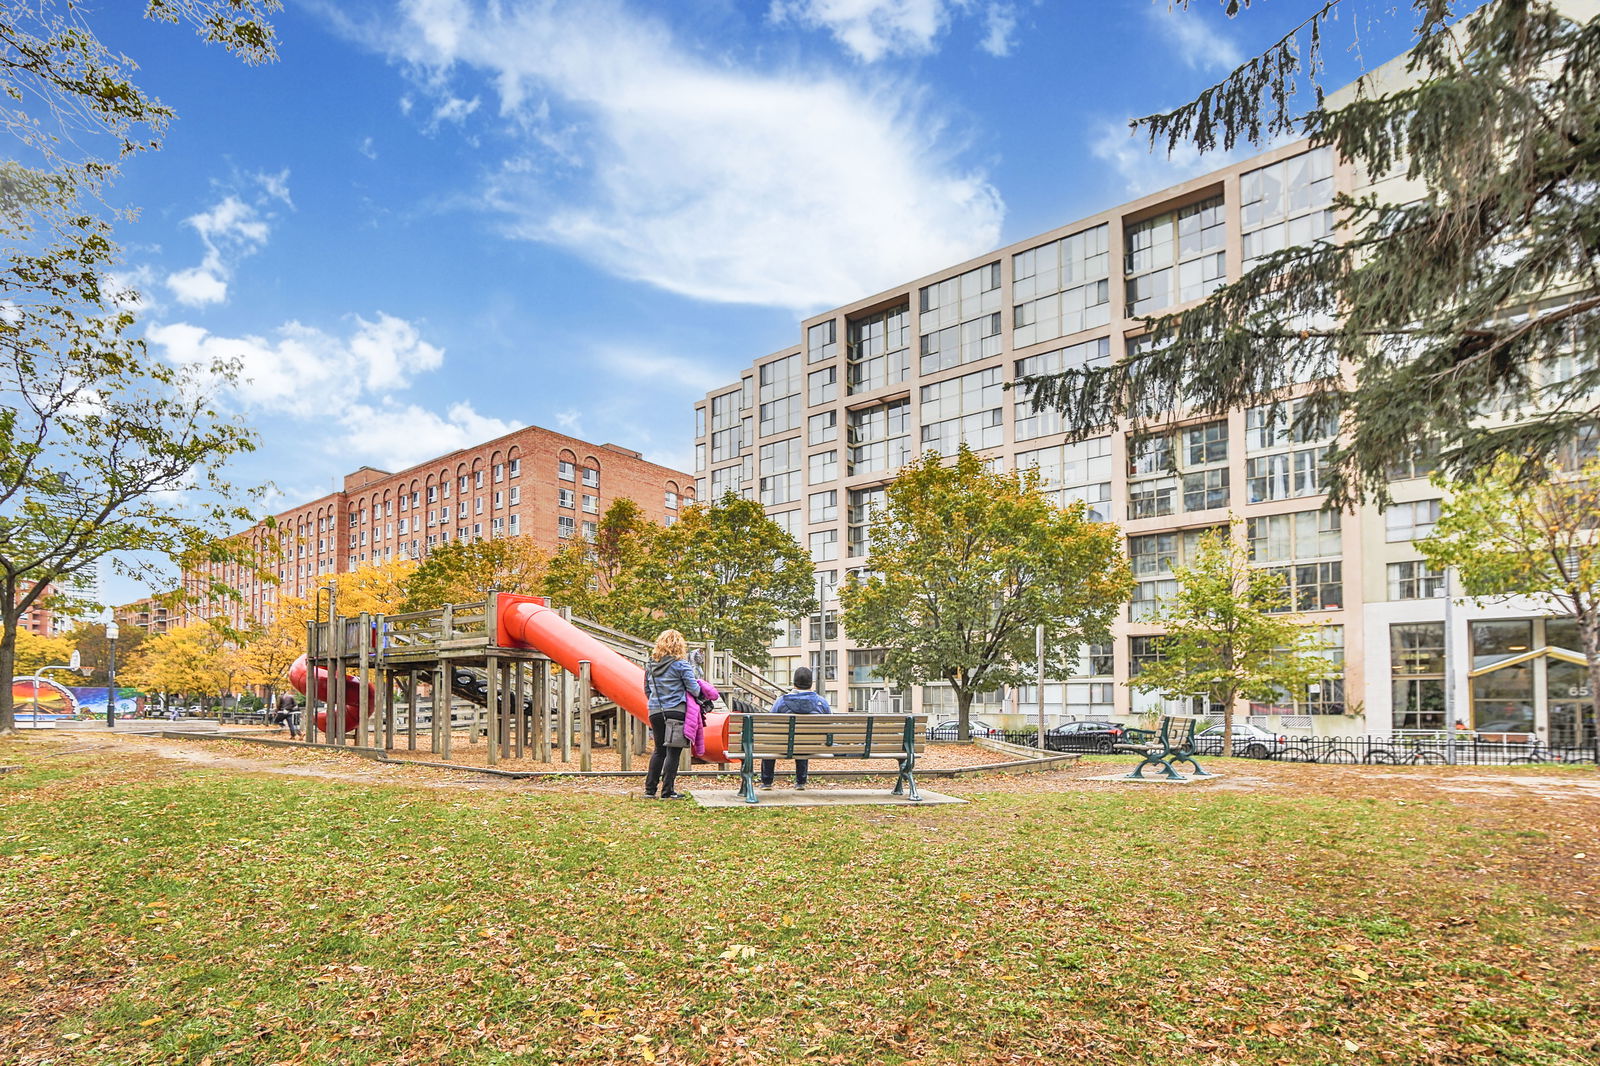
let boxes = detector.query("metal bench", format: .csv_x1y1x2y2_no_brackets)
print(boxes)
734,713,927,804
1114,713,1213,780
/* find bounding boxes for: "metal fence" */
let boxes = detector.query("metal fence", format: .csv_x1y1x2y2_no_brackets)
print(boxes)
931,727,1599,766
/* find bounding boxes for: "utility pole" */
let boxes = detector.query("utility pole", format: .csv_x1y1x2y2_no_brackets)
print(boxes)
1036,625,1046,752
105,621,120,729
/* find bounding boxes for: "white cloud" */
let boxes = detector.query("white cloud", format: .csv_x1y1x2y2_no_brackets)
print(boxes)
163,174,292,307
594,344,731,395
335,401,521,468
554,408,583,432
358,135,378,159
769,0,950,62
145,312,445,419
1089,118,1250,196
363,0,1003,310
1148,3,1242,74
430,93,481,127
980,3,1017,57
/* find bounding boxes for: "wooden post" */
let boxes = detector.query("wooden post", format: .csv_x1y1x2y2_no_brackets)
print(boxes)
486,655,499,767
534,663,550,763
502,662,514,761
407,670,418,751
305,620,319,745
438,663,453,760
383,669,395,752
514,662,526,760
579,660,593,773
559,668,572,764
619,704,633,772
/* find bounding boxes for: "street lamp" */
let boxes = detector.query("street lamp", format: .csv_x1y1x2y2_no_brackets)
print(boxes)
105,621,119,729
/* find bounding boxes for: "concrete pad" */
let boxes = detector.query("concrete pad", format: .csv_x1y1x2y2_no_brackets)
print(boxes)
689,787,965,808
1084,772,1223,785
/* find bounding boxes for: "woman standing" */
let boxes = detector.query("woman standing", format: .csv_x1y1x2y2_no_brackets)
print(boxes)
643,628,697,800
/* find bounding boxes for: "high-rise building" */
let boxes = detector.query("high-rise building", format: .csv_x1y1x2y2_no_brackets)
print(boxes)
181,425,694,629
693,36,1594,743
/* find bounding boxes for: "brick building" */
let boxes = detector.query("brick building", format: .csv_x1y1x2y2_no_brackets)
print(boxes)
182,425,694,628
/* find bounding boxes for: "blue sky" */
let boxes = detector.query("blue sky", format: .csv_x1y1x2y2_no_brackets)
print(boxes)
95,0,1428,604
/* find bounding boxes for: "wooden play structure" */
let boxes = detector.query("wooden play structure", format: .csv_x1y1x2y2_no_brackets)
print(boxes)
289,591,784,769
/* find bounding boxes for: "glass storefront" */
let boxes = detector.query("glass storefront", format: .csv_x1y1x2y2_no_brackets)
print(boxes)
1460,616,1594,742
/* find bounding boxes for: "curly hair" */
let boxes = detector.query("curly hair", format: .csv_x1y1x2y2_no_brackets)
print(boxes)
651,628,688,662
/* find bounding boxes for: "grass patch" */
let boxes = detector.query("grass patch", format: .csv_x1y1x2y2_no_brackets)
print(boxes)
1,739,1597,1064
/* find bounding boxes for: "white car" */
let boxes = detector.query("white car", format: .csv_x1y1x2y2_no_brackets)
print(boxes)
1191,722,1290,759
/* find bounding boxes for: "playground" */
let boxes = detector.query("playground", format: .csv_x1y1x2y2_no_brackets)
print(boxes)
2,728,1598,1066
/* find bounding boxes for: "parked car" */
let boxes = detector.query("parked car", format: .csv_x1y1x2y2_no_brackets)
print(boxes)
926,719,999,741
1044,721,1130,754
1192,721,1290,759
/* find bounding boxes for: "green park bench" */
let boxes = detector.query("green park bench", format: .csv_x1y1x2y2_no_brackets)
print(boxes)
734,713,926,804
1114,713,1213,781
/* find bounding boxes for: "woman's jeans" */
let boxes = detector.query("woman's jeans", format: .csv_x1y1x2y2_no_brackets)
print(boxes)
644,711,686,795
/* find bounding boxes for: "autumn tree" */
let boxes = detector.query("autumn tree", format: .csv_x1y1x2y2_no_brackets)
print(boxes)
1128,524,1336,753
124,623,233,707
65,621,148,685
10,631,79,678
401,536,546,611
1420,456,1600,744
627,495,815,663
0,2,281,734
1019,1,1600,506
326,559,417,618
840,446,1133,738
542,499,661,629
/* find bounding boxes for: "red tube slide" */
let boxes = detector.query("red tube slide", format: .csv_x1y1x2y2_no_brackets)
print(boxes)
495,594,731,762
288,654,370,735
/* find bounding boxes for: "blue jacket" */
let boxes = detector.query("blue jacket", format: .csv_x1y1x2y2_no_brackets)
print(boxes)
645,656,699,714
770,690,830,715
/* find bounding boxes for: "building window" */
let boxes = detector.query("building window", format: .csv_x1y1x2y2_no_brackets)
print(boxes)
808,649,838,683
1244,399,1338,502
709,464,744,499
808,410,837,446
558,460,575,481
1387,560,1445,601
665,490,678,510
710,390,743,462
509,514,520,535
809,528,838,563
558,515,575,539
1390,622,1445,730
582,494,599,514
509,458,520,478
1015,437,1113,521
1126,420,1229,518
493,463,504,482
475,498,484,515
1012,225,1111,349
582,520,598,542
918,367,1005,455
581,466,599,488
848,486,886,557
1241,146,1335,267
759,354,802,436
807,319,838,364
759,438,802,507
1128,635,1168,677
1013,337,1111,440
1248,509,1343,611
808,610,839,642
1125,196,1226,316
919,262,1002,374
809,490,838,524
1128,527,1222,621
559,488,575,509
492,517,505,534
509,485,520,505
808,366,837,407
1385,499,1441,542
846,304,911,394
847,398,912,477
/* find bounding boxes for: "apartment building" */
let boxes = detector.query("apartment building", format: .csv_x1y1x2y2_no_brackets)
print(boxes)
693,44,1592,742
183,425,694,629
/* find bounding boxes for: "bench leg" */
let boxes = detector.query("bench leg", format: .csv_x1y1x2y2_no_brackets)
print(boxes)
892,754,922,801
1169,753,1213,777
741,756,759,804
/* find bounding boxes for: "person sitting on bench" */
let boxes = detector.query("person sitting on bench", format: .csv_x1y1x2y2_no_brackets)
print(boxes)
760,666,831,791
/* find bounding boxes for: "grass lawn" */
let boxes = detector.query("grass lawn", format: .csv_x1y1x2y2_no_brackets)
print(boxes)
2,736,1598,1065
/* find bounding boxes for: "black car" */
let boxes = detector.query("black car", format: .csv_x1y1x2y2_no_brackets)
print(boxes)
1045,721,1130,754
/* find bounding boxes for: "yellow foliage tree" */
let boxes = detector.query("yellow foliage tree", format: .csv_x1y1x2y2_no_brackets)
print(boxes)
124,623,232,703
9,630,80,677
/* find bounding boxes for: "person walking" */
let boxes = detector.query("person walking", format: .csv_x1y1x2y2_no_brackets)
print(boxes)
761,666,831,791
643,629,698,800
278,691,300,740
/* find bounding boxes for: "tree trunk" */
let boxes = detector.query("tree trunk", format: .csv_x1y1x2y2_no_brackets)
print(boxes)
1220,685,1239,756
955,686,973,742
0,621,17,735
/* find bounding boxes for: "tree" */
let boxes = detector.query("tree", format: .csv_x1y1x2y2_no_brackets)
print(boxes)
326,559,417,618
542,499,661,629
402,536,546,612
628,495,816,663
64,621,148,684
123,623,232,706
840,446,1133,737
1127,524,1336,753
231,599,308,708
11,631,79,678
1018,1,1600,506
0,3,281,734
1420,456,1600,744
